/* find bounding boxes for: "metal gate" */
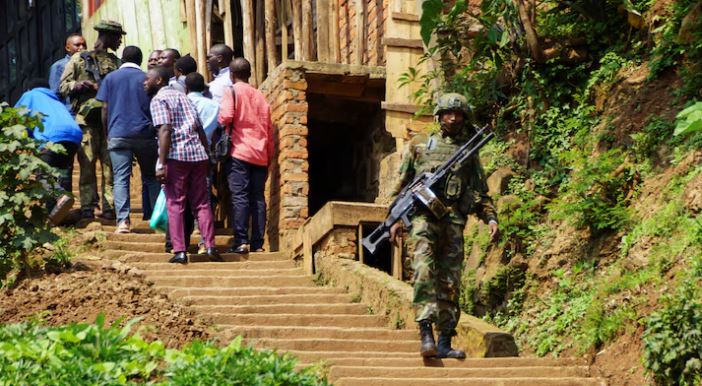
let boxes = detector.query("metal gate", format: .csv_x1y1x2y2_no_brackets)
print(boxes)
0,0,81,104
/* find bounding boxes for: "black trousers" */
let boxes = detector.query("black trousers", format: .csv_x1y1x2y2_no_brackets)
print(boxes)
40,141,79,193
225,157,267,250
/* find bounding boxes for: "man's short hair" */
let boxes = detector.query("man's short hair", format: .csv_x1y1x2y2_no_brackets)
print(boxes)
163,48,181,59
185,72,206,92
229,57,251,79
122,46,143,66
150,66,171,84
175,55,197,75
65,32,82,44
25,78,50,91
210,44,234,62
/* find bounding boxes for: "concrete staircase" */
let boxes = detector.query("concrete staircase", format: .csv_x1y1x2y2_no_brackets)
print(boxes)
69,167,606,385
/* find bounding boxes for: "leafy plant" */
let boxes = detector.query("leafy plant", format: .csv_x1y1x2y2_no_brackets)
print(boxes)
0,316,329,386
673,101,702,137
0,103,63,285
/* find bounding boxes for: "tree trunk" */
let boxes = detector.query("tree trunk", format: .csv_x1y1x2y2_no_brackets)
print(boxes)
515,0,545,63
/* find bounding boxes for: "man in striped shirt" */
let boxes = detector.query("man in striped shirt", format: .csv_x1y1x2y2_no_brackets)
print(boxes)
144,66,222,264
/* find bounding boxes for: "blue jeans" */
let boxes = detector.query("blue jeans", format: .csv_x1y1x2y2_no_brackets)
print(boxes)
225,157,267,250
108,137,160,223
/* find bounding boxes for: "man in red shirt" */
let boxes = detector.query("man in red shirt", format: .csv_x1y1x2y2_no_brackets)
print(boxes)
218,58,274,254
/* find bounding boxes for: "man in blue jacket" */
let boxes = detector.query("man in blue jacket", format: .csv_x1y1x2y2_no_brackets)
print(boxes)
96,46,159,234
15,79,83,225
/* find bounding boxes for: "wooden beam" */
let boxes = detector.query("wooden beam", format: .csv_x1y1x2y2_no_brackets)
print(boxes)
292,0,302,60
278,0,290,62
206,0,213,50
315,0,329,62
354,0,364,65
383,37,423,49
195,0,208,73
381,102,431,115
329,0,340,63
265,0,276,73
301,0,312,61
241,0,256,83
222,0,234,49
255,0,265,85
391,11,419,22
185,0,198,61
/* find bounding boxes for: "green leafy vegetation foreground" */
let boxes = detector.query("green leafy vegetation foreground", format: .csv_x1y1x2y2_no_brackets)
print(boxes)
0,316,328,386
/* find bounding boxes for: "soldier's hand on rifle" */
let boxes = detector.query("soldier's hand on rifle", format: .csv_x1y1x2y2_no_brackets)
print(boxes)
390,222,404,247
489,220,499,242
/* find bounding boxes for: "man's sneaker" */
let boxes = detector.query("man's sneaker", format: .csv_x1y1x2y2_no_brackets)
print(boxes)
115,220,131,234
98,209,116,221
197,242,206,255
49,195,75,225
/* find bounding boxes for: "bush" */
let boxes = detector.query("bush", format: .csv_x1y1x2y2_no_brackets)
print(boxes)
0,316,329,386
0,102,64,285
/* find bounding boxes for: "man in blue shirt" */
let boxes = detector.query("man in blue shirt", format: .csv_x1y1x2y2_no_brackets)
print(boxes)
48,33,86,111
96,46,159,233
15,79,84,225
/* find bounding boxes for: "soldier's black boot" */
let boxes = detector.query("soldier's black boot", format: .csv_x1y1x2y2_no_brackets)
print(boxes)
418,321,437,357
437,333,466,359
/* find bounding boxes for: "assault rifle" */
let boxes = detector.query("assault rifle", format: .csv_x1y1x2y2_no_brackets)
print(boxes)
362,125,494,255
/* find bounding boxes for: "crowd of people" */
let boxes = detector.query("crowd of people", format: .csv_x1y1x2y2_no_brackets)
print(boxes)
17,20,275,264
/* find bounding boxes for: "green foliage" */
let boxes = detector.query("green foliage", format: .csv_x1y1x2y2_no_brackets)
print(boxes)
0,316,329,386
0,103,63,285
459,268,477,315
643,278,702,386
673,101,702,137
631,115,675,163
550,149,636,233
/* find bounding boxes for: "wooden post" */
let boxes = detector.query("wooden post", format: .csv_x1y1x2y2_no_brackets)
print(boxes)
354,0,364,65
241,0,256,83
330,0,340,63
292,0,302,60
185,0,198,61
221,0,234,49
265,0,276,73
255,0,265,85
301,0,312,61
195,0,208,73
315,0,329,62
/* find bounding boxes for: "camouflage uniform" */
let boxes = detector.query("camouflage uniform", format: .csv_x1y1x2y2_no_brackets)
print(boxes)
394,130,497,335
59,50,120,213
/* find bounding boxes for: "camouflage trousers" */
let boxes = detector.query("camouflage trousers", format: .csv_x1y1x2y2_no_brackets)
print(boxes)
77,125,113,212
408,214,464,335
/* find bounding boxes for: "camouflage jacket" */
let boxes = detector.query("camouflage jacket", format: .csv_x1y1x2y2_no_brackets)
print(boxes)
59,50,120,112
392,130,497,225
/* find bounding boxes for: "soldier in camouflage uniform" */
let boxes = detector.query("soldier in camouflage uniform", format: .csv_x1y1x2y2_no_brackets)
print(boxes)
390,93,499,359
59,20,124,219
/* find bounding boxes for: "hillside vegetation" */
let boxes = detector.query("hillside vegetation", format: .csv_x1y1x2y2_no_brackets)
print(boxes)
412,0,702,384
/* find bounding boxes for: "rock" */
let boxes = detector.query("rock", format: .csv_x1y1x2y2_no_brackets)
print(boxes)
487,168,516,195
679,3,702,44
84,222,104,233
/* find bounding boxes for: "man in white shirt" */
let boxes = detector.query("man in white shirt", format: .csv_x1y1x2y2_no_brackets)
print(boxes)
185,72,219,144
206,44,233,103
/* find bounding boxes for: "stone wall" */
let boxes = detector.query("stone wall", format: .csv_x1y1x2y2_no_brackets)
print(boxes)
260,65,310,251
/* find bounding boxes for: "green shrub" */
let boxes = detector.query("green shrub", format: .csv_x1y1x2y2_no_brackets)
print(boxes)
673,101,702,137
643,284,702,386
550,149,635,233
0,316,329,386
0,103,64,285
631,115,675,163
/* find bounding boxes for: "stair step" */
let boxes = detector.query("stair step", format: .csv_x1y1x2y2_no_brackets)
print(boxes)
131,261,296,270
160,286,345,297
310,357,588,368
103,241,231,253
249,338,417,352
223,326,416,340
193,303,368,315
187,293,352,305
111,251,288,263
101,226,233,235
206,314,386,328
334,377,606,386
142,268,303,277
108,233,234,243
147,275,312,288
328,365,590,380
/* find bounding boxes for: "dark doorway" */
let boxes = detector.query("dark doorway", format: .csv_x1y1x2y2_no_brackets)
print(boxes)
0,0,81,104
307,93,395,216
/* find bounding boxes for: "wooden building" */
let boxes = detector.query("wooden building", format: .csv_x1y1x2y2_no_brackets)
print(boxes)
81,0,431,250
1,0,81,103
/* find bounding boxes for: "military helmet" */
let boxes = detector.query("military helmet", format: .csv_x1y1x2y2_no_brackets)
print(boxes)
433,93,471,117
94,20,127,35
